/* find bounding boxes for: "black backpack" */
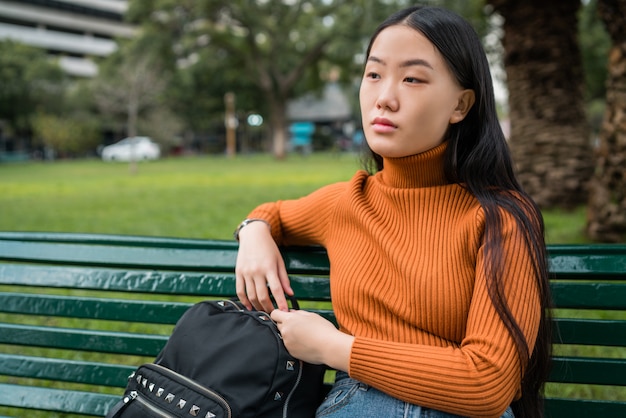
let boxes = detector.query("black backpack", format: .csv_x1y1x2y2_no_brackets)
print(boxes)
106,299,327,418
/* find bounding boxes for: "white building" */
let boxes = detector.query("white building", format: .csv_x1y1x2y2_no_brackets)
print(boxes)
0,0,135,77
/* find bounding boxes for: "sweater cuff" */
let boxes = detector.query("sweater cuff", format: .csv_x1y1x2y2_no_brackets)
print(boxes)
247,204,283,243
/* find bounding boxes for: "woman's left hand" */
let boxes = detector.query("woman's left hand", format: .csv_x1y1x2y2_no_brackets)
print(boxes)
271,309,354,371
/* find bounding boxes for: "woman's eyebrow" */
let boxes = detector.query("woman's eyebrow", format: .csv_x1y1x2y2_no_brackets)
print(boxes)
367,55,385,65
367,55,433,70
400,58,433,69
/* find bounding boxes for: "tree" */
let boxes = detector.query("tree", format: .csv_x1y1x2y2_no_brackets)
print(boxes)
587,0,626,242
31,113,100,157
92,50,168,140
0,40,65,151
90,43,175,171
127,0,404,159
486,0,593,209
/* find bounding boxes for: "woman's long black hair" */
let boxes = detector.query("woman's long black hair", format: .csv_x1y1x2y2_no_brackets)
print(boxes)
361,6,553,417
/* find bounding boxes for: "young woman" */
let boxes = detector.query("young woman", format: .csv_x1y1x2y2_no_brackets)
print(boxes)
234,5,552,418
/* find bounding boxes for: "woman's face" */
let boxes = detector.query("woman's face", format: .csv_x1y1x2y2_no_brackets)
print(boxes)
359,25,474,159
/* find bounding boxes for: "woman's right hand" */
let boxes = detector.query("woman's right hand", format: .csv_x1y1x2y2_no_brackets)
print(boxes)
235,220,293,312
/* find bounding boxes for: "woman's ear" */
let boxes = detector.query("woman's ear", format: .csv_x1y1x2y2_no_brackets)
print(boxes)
449,89,475,124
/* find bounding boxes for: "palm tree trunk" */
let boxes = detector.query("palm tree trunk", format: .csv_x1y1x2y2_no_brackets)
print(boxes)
587,0,626,242
487,0,593,208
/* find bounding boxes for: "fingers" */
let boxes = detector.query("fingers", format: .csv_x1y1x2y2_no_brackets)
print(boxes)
234,221,292,312
254,273,277,313
235,259,292,312
268,277,289,312
278,262,294,297
270,308,287,323
236,270,291,312
235,272,253,311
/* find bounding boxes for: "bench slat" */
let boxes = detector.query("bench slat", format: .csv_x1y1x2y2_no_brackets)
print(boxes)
547,244,626,277
0,240,237,271
0,264,331,299
550,356,626,385
0,383,118,416
553,318,626,346
0,264,234,295
0,232,223,247
0,292,191,323
0,323,167,356
0,236,332,275
11,235,625,276
551,282,626,310
0,292,335,325
0,354,133,387
544,397,626,417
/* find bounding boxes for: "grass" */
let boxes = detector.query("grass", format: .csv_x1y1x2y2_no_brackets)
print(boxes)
0,153,590,243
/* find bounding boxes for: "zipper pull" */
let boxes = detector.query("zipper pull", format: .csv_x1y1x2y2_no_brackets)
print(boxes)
124,390,138,403
106,391,137,417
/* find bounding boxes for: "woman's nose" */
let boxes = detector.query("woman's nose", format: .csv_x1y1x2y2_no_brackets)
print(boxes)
375,84,399,111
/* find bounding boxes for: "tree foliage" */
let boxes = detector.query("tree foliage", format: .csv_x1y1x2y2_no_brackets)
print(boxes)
31,112,100,156
0,40,65,137
92,44,171,140
126,0,408,158
579,0,611,102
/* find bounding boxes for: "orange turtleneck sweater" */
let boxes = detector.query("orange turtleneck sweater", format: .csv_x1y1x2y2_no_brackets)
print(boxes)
246,143,541,417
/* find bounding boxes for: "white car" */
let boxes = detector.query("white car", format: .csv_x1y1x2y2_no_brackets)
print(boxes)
101,137,161,162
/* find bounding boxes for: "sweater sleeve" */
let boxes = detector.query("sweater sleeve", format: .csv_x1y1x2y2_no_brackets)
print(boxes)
245,175,359,246
348,212,542,418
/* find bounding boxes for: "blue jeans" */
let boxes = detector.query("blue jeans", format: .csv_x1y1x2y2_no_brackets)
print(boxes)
316,372,514,418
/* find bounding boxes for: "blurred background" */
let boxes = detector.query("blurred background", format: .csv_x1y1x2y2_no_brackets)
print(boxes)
0,0,624,243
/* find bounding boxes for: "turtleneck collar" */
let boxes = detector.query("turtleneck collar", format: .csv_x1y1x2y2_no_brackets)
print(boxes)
375,141,450,189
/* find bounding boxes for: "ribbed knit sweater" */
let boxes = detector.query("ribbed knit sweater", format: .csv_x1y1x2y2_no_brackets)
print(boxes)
247,142,541,417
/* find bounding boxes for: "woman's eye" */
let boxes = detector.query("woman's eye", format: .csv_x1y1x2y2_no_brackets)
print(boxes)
405,77,423,84
366,72,380,80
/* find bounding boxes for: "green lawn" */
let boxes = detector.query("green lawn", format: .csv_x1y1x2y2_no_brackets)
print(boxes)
0,153,589,243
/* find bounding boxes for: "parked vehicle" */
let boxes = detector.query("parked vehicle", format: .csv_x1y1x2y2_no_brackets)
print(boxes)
101,137,160,162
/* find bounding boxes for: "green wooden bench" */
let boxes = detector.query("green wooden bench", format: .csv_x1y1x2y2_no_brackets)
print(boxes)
0,232,625,417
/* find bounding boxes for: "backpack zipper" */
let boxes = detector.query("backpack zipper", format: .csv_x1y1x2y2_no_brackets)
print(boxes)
282,359,305,418
145,363,233,418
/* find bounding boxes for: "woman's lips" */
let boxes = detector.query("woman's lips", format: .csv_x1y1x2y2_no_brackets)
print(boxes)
371,117,397,133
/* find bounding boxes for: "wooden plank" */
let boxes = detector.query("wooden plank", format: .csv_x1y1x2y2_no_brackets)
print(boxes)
552,318,626,346
0,264,331,299
0,354,134,387
0,264,232,295
0,323,167,356
0,240,237,271
0,383,118,416
553,318,626,346
544,397,626,417
0,292,191,323
1,232,625,276
0,292,334,322
550,356,626,385
551,282,626,310
547,244,626,277
0,232,220,247
0,234,332,274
